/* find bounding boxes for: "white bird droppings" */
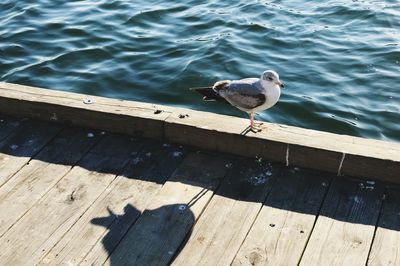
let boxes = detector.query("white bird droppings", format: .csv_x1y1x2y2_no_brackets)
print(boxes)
248,176,268,186
10,144,18,150
173,151,183,157
132,157,143,165
225,163,233,169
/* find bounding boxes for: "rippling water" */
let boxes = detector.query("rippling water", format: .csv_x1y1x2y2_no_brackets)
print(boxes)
1,0,399,142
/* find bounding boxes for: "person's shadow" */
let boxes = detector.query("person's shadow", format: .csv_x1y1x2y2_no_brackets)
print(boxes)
91,203,195,265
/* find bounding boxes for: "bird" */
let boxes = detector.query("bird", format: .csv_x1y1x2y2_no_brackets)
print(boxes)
191,70,284,131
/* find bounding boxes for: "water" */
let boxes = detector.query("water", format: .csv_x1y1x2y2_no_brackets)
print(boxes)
1,0,399,142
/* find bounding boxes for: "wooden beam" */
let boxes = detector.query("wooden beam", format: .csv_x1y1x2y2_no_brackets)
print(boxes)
0,82,399,183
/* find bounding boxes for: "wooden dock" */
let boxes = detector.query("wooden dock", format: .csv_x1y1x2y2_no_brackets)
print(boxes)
0,82,399,265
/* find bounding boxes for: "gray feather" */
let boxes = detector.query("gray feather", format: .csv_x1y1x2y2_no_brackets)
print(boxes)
218,78,266,110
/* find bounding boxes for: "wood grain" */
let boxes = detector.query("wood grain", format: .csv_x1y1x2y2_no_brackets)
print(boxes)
0,115,21,142
0,135,140,265
368,187,400,266
40,141,186,266
0,82,170,139
300,177,384,266
232,168,331,266
172,159,279,266
104,152,231,266
0,127,101,237
1,82,399,183
0,120,62,187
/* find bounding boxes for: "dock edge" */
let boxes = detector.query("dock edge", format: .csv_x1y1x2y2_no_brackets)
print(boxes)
0,82,399,183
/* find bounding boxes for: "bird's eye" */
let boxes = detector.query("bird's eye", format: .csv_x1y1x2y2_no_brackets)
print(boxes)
268,77,273,81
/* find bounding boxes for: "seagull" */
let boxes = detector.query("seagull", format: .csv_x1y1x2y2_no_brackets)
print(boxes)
191,70,284,131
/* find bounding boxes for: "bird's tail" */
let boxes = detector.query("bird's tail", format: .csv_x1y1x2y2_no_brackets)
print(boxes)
190,87,228,103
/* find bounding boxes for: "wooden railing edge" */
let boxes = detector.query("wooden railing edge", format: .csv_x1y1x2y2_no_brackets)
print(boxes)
0,82,399,183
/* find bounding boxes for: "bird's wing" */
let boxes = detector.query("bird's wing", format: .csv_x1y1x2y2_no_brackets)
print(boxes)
217,78,266,110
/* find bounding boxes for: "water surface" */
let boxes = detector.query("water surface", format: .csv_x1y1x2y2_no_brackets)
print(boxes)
1,0,399,142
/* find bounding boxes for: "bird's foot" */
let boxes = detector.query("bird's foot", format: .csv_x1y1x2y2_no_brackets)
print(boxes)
250,124,263,133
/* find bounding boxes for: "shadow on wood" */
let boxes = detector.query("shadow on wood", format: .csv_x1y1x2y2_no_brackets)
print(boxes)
90,203,195,265
0,115,398,265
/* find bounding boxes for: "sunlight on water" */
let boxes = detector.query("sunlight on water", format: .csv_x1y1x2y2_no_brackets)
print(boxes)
1,0,399,142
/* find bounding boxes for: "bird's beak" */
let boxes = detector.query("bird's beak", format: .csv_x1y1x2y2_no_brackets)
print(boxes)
275,81,285,88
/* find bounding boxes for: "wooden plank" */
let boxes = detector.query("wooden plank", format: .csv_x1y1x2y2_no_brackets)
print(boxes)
103,152,231,266
289,144,342,173
232,168,331,266
172,159,280,266
0,127,102,237
0,115,22,142
342,154,400,184
368,187,400,265
164,111,288,163
300,178,384,265
0,120,62,187
0,134,141,265
0,82,170,139
40,141,186,265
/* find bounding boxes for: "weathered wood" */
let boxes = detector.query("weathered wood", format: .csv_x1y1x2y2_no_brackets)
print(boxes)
300,178,384,266
342,154,400,184
0,135,141,265
164,111,288,163
368,187,400,265
0,82,170,139
40,141,186,266
0,127,101,237
1,82,399,182
164,109,400,182
172,159,279,266
289,144,342,173
0,120,62,187
232,168,331,266
0,115,21,142
104,152,231,266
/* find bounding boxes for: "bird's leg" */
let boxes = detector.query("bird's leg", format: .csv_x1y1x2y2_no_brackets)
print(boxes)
249,112,262,131
252,112,263,126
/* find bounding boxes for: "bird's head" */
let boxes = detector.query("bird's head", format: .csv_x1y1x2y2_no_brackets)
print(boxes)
261,70,284,89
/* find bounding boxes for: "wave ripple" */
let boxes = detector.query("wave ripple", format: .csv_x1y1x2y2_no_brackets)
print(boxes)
1,0,399,142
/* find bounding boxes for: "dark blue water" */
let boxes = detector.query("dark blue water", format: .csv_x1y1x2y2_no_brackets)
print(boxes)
1,0,399,142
